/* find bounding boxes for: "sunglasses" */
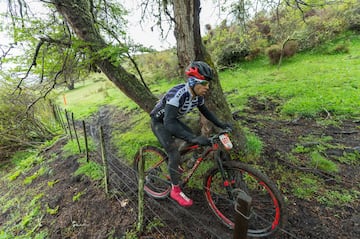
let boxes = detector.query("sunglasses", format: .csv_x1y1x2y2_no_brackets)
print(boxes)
198,80,210,86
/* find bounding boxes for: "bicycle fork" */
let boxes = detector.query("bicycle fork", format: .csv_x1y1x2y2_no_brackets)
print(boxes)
215,151,235,199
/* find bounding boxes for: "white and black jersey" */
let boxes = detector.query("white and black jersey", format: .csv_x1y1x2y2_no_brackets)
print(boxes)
150,83,205,121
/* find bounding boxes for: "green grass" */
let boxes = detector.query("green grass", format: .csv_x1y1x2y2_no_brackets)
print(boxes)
112,112,159,161
58,74,141,119
74,157,104,181
62,136,96,157
6,151,45,181
309,151,339,173
220,33,360,118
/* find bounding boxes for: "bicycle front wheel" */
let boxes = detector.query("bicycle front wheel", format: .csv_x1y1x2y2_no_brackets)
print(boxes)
204,161,286,237
133,146,171,199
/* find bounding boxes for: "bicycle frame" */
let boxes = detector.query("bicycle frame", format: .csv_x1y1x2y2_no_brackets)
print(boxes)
179,135,227,188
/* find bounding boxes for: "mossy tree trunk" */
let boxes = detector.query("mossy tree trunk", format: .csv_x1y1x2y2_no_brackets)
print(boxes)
173,0,246,151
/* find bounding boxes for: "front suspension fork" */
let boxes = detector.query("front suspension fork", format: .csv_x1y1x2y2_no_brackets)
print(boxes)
215,151,234,199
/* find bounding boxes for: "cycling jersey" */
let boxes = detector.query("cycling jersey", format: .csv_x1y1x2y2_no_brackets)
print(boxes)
150,81,227,185
150,83,204,121
150,82,224,143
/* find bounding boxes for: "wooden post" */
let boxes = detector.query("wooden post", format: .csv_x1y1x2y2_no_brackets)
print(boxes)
56,105,67,133
99,126,109,194
137,148,145,233
82,120,89,162
64,109,73,140
233,191,252,239
71,112,81,153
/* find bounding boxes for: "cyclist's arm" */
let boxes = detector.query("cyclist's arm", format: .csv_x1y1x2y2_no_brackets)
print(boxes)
163,104,196,141
198,104,224,128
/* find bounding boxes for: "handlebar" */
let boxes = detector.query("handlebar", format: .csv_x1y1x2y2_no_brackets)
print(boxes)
209,128,232,142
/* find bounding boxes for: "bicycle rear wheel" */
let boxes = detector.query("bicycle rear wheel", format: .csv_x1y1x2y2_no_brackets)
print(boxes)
204,161,286,237
133,146,171,199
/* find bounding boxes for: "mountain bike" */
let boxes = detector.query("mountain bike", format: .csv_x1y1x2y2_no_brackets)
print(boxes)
133,129,287,237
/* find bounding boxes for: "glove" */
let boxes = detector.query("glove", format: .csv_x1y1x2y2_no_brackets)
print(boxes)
219,122,233,131
191,135,211,146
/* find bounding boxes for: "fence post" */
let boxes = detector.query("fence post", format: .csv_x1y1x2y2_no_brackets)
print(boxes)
71,112,81,153
233,191,252,239
55,105,67,133
64,109,73,140
137,148,145,233
99,126,109,194
82,120,89,162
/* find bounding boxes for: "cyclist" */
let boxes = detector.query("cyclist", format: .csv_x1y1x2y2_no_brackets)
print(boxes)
150,61,231,207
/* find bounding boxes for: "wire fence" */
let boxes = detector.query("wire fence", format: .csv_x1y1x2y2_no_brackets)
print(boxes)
52,104,300,239
52,104,236,238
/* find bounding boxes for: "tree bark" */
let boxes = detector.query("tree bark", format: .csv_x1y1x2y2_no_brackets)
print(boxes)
172,0,246,151
53,0,157,113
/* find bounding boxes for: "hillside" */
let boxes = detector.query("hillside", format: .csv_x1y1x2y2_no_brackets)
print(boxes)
0,100,359,238
1,33,360,238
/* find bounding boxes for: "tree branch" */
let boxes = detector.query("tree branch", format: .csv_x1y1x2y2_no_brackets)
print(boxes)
14,36,71,94
95,20,152,93
26,70,62,111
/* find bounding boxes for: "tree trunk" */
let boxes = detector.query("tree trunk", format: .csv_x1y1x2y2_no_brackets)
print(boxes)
53,0,157,113
172,0,246,151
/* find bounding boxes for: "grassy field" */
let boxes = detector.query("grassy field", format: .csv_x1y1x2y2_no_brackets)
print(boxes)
220,33,360,118
61,32,360,120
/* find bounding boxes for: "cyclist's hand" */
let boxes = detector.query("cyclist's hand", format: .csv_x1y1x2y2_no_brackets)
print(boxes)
191,135,211,146
219,122,233,131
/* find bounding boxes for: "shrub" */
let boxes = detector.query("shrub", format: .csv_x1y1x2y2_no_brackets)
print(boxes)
283,40,298,58
0,87,59,161
217,43,250,67
266,44,282,65
345,2,360,32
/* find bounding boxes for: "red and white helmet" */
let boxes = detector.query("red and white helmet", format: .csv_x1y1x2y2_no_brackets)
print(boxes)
185,61,214,81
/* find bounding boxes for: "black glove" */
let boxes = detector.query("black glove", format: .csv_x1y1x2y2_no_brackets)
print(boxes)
219,122,233,131
191,135,211,146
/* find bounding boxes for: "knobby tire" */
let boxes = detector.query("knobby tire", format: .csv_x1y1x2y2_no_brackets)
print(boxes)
133,146,171,199
204,160,287,237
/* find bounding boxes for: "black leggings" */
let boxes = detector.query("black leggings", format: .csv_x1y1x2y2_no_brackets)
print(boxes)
151,118,193,185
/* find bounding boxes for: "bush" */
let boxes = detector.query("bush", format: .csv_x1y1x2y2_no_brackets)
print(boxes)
266,40,298,65
217,43,250,67
346,3,360,32
134,49,179,83
296,9,348,51
204,23,251,68
283,40,298,58
0,87,58,161
266,44,282,65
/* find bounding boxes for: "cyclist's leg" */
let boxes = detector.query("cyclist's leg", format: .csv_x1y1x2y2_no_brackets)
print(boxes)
151,119,181,184
151,119,193,207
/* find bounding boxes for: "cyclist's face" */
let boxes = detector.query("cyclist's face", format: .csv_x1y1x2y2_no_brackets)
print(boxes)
194,81,210,96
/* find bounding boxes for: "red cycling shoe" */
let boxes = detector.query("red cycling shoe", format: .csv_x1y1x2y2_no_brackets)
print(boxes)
170,185,193,207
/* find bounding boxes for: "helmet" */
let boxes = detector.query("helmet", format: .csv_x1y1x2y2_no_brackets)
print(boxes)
185,61,214,81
